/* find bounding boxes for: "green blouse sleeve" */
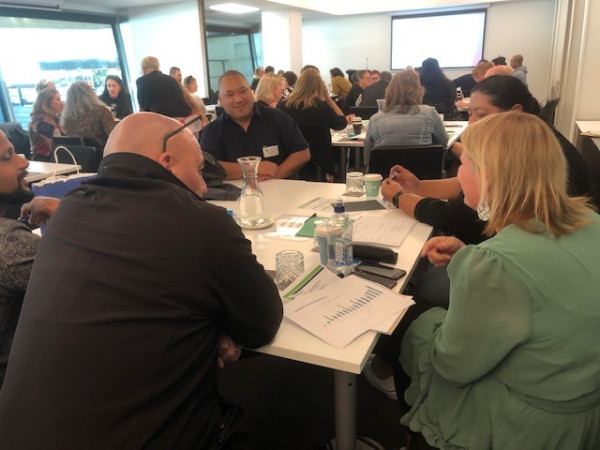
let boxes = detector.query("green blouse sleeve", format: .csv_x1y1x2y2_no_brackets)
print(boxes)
431,245,532,386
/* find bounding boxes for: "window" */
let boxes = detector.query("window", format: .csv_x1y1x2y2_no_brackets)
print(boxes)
0,8,128,130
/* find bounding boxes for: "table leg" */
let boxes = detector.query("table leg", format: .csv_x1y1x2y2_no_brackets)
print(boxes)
352,147,361,172
339,147,350,182
334,370,357,450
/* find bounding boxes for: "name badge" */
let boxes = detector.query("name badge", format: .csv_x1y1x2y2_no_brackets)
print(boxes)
262,145,279,158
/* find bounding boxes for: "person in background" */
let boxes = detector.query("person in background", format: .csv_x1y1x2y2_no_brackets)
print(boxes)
491,55,507,65
0,112,283,449
510,54,528,85
61,81,116,149
419,57,460,120
276,69,285,76
363,67,448,166
99,75,133,120
343,69,372,114
183,75,208,115
485,64,514,78
452,61,493,97
278,68,348,182
254,73,284,108
169,66,182,84
398,112,600,449
302,64,320,73
329,67,352,100
28,87,64,161
35,79,55,93
358,71,392,107
264,65,275,74
251,66,265,91
281,71,297,99
136,56,191,118
0,130,37,389
200,70,310,181
370,70,380,83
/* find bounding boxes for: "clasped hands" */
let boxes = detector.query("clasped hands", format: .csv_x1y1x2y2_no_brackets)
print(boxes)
257,160,278,182
217,333,242,369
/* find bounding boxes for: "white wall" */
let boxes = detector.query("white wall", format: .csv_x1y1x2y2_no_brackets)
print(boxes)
575,0,600,120
124,1,208,102
302,0,556,100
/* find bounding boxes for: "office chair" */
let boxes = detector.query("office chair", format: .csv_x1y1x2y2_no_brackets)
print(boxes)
539,97,560,126
368,144,446,180
349,106,379,120
53,137,103,172
53,145,99,173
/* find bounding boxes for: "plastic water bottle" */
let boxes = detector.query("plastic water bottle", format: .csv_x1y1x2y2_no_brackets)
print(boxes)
327,199,354,277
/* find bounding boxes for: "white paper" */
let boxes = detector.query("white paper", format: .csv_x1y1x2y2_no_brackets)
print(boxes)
284,275,414,348
352,211,417,247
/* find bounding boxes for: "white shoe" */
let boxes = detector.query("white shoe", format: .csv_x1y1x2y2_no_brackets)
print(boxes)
363,354,398,400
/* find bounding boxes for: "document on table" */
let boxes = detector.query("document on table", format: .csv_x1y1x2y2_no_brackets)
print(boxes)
284,274,414,348
352,210,417,247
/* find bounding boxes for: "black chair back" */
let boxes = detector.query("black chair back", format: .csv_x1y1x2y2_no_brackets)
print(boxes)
54,145,100,173
349,106,378,120
540,97,560,126
368,145,446,180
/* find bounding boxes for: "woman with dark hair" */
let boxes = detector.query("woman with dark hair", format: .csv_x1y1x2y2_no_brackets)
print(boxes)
62,81,116,148
419,57,461,120
329,67,352,99
278,68,348,182
281,71,297,99
99,75,133,120
28,87,65,161
491,55,507,65
363,67,448,165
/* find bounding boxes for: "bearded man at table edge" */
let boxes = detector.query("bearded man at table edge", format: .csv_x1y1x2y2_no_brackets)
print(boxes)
0,129,38,390
0,112,283,450
200,70,310,181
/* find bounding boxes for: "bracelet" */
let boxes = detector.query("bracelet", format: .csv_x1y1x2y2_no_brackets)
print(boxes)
392,191,403,208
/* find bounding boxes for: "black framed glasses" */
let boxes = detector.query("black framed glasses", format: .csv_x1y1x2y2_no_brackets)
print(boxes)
162,114,204,153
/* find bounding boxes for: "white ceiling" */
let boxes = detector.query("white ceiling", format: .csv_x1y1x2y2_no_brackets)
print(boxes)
23,0,515,26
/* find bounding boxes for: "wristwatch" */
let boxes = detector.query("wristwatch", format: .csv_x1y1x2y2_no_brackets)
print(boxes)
392,191,403,208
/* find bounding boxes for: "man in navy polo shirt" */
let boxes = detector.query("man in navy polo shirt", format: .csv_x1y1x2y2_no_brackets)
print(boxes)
201,70,310,181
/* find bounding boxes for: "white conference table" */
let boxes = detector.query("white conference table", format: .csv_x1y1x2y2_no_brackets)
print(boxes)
331,121,468,178
211,179,432,450
24,161,82,183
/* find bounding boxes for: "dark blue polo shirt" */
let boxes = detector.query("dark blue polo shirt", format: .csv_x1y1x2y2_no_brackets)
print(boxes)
200,102,308,165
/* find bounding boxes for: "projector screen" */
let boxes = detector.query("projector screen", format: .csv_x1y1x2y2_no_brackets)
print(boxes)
391,10,486,70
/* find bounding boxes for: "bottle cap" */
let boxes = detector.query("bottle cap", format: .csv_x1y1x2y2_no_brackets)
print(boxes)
333,199,345,213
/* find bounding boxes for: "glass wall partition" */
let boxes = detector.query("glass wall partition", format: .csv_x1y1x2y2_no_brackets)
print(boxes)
205,25,256,97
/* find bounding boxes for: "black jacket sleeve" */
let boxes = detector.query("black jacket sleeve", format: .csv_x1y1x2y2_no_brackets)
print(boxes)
414,192,486,244
205,206,283,348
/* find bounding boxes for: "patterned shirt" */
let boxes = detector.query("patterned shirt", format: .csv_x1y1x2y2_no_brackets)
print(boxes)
0,219,38,387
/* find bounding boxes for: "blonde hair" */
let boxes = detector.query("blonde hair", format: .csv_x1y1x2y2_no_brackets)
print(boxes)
383,67,423,114
254,73,283,105
32,87,60,117
284,68,326,110
60,81,106,128
461,111,591,237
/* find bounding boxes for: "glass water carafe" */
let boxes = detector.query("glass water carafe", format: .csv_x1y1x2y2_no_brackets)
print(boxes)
235,156,268,228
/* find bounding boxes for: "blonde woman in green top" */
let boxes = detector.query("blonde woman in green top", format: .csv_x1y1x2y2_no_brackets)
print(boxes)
399,112,600,449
